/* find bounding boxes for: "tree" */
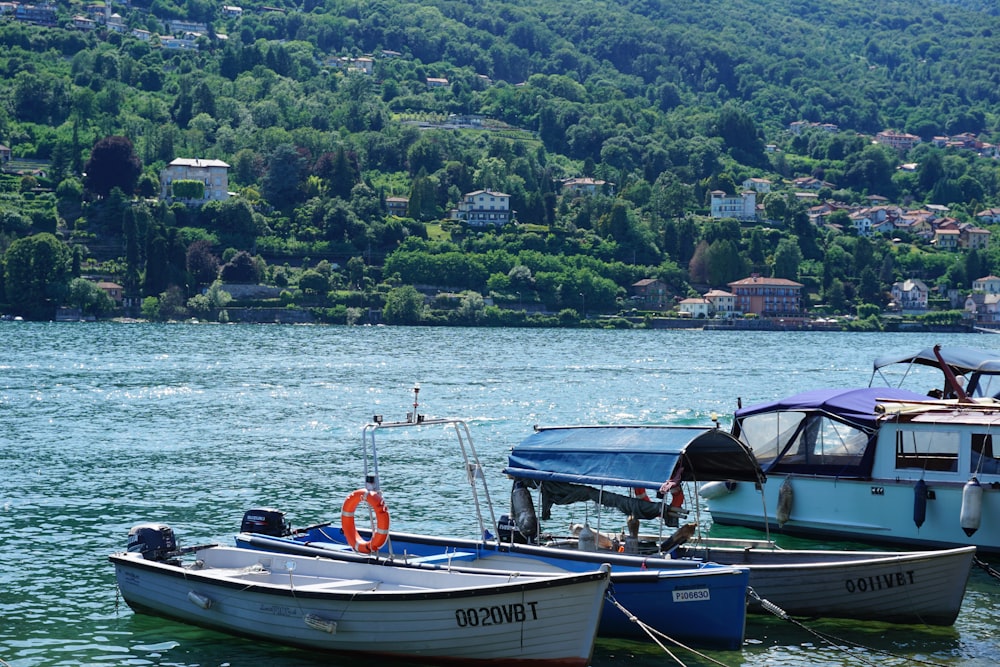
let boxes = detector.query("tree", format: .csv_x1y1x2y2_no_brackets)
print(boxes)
858,267,882,305
83,136,142,198
346,256,366,288
156,286,189,321
220,251,263,284
688,240,709,284
56,177,84,223
382,285,425,324
3,233,72,320
772,238,803,280
262,143,305,210
68,278,115,316
299,269,330,294
187,240,220,289
705,239,746,287
824,278,848,313
455,291,486,324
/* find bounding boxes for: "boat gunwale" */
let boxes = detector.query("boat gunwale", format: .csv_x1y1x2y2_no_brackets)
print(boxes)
109,550,612,602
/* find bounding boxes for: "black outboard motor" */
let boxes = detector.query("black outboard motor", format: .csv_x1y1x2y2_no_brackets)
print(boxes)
241,508,291,537
497,514,529,544
128,523,178,561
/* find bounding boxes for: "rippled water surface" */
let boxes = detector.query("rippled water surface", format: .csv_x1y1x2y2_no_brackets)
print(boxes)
3,322,999,666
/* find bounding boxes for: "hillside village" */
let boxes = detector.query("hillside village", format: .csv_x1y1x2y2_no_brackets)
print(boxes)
5,109,1000,327
0,2,1000,326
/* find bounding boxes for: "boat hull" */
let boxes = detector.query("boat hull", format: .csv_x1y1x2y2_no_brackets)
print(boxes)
705,473,1000,553
676,541,974,625
111,547,609,666
238,528,750,650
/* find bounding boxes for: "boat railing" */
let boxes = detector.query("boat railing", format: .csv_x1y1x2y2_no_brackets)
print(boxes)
360,410,501,548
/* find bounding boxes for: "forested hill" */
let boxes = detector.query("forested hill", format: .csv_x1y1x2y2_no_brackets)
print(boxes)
1,0,999,323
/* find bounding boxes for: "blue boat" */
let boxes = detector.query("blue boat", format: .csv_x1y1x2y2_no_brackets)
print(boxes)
238,400,752,650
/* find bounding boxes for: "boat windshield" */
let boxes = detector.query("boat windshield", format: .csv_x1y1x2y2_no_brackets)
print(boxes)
737,410,872,476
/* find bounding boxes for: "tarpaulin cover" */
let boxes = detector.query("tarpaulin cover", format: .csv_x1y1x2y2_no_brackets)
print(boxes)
504,425,762,489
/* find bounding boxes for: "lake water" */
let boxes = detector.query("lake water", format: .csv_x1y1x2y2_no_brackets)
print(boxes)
3,322,999,667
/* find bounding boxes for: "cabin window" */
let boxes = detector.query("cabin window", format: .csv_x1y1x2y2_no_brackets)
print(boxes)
806,418,869,461
971,433,1000,474
738,412,869,470
895,429,958,472
780,415,868,467
737,411,807,466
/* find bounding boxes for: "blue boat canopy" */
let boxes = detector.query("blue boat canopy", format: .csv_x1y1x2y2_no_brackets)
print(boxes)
503,425,763,490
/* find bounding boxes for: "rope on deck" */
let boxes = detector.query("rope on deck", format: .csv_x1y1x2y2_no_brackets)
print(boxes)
605,591,731,667
749,587,949,667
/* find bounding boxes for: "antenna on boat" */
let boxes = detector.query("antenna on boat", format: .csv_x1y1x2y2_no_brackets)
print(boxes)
407,383,424,423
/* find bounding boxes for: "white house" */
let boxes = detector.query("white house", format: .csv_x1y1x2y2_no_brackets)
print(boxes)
741,177,772,194
562,177,613,196
704,289,737,318
678,297,712,318
160,158,231,203
451,190,512,227
849,212,873,237
891,279,929,311
972,276,1000,294
966,293,1000,324
709,190,756,220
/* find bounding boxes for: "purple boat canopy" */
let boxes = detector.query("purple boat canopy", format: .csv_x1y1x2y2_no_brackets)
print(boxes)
735,387,929,430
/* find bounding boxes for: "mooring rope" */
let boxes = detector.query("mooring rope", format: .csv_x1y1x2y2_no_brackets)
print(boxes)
749,588,950,667
973,555,1000,582
605,592,731,667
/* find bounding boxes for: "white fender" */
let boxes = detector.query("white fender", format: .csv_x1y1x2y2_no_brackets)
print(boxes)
776,477,793,527
699,481,733,500
960,477,983,537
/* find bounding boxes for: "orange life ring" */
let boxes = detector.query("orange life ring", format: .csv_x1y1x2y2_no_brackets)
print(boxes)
669,486,685,508
635,488,651,502
341,489,391,554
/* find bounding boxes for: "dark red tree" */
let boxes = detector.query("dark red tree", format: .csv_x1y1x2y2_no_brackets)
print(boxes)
84,136,143,198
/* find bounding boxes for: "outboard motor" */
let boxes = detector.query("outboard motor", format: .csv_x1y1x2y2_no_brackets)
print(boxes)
496,514,529,544
128,523,178,561
241,508,291,537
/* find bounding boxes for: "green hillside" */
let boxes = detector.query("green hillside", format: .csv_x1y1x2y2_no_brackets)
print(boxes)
0,0,999,324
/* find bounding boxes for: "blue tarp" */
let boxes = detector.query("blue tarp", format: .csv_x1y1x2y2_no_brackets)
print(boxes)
734,387,929,429
503,425,763,489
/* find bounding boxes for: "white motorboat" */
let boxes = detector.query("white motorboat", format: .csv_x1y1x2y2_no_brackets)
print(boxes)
704,345,1000,555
